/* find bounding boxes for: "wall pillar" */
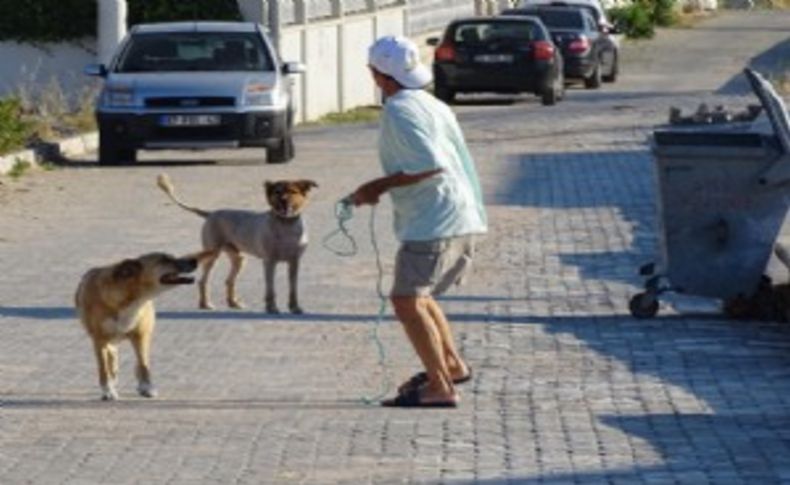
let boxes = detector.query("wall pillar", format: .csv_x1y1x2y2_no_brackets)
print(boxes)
97,0,127,65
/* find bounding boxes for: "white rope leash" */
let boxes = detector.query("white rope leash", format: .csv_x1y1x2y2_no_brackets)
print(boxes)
322,197,392,404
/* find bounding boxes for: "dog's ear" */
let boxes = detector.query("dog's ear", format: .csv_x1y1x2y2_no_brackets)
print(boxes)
263,181,274,195
296,180,318,193
113,259,143,281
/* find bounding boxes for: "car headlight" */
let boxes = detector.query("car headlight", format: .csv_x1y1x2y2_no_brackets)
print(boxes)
104,86,135,108
244,82,274,106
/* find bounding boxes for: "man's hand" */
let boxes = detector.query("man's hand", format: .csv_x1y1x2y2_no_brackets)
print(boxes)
351,182,381,206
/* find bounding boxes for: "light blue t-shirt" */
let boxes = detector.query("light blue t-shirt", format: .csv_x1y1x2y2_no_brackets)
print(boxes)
379,89,488,242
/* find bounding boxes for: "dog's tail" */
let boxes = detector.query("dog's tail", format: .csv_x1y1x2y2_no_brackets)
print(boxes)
156,173,210,218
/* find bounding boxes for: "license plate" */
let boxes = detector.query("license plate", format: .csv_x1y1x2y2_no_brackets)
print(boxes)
474,54,513,63
159,114,221,127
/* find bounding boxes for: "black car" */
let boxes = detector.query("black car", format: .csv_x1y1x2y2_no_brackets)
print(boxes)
503,5,618,88
427,17,564,105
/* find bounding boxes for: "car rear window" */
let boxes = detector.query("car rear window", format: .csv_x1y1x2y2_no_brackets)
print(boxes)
116,32,274,73
524,10,584,29
452,21,545,44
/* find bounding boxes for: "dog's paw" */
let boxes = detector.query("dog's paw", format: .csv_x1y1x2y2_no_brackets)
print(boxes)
265,304,280,314
101,387,119,401
289,305,304,315
228,299,245,309
137,383,158,398
199,301,215,310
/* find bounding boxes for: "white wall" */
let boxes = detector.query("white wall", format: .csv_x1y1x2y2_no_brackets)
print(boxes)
304,23,341,120
280,5,408,123
341,18,377,110
0,40,96,100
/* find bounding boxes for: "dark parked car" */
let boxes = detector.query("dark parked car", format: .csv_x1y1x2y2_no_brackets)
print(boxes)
85,22,304,165
427,16,564,105
503,5,619,88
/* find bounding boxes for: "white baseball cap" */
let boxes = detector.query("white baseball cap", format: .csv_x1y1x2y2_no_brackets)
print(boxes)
368,35,433,89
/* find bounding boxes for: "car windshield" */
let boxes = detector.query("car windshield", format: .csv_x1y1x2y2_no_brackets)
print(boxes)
528,10,584,29
453,21,544,44
116,32,274,73
568,4,600,22
544,2,602,22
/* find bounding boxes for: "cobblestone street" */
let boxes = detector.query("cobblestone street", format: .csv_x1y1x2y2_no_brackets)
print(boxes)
1,10,790,485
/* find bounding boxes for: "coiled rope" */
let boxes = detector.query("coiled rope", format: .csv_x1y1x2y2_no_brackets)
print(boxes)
322,198,392,404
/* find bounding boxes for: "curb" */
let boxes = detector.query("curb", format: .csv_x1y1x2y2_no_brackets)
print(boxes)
0,132,98,175
0,148,37,175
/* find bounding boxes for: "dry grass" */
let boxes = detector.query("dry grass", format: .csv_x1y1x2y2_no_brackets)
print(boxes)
771,66,790,95
674,8,717,28
14,77,98,142
302,105,382,126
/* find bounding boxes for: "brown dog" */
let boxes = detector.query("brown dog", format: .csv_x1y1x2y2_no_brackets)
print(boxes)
156,174,318,313
75,251,208,400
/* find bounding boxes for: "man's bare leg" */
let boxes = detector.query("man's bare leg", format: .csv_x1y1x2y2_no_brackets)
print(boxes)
424,297,470,381
391,296,457,402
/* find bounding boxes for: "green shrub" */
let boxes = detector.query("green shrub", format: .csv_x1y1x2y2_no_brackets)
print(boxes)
0,98,32,155
0,0,95,43
0,0,241,43
128,0,241,25
8,159,32,179
609,3,655,39
651,0,678,27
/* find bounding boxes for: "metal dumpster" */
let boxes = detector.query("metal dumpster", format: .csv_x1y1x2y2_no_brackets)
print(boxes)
630,68,790,318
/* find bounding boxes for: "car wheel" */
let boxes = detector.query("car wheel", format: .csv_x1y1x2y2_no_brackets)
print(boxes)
584,60,602,89
434,82,456,104
98,128,136,166
541,68,564,106
629,292,659,319
541,87,557,106
602,53,619,83
266,133,294,164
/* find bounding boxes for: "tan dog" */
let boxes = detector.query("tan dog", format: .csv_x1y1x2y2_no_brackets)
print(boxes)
75,251,207,400
156,174,318,313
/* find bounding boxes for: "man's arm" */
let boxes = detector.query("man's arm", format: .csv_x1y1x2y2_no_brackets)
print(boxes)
352,168,443,206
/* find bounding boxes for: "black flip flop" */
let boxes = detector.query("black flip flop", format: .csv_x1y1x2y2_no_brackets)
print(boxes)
398,368,473,394
381,387,458,408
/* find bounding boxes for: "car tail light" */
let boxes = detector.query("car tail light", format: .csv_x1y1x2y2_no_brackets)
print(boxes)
568,36,591,54
435,42,456,62
531,40,555,61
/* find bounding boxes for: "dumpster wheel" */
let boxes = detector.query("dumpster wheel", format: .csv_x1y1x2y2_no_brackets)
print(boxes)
629,292,659,319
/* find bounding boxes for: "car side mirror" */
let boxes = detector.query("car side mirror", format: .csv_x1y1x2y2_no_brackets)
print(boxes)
426,37,440,47
84,63,107,78
282,61,306,75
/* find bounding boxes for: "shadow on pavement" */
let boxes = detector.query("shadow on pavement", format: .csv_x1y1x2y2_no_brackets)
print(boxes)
451,412,790,484
0,397,373,411
486,142,790,481
493,149,656,288
53,158,247,169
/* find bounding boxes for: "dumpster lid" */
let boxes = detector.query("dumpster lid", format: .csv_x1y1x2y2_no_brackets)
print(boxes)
744,68,790,154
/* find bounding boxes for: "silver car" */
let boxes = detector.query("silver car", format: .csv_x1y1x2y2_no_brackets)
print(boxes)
85,22,304,165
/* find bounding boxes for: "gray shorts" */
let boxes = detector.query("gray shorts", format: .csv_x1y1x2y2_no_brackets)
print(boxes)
391,235,477,298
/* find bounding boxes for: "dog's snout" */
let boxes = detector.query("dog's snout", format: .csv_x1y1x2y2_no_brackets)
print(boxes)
176,258,199,273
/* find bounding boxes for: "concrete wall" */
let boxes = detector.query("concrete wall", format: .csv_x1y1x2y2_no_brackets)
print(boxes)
0,40,96,101
408,0,475,34
271,4,408,123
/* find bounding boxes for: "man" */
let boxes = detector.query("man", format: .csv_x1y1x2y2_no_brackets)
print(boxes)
351,36,488,407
